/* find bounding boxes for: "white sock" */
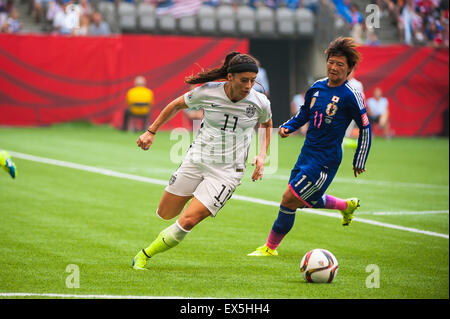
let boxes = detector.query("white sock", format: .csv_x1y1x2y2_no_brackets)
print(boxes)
160,220,190,247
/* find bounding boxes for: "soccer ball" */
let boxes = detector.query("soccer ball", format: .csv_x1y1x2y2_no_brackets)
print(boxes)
300,249,339,283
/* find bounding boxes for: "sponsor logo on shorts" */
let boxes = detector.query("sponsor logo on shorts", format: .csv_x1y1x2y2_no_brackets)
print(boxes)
169,174,177,185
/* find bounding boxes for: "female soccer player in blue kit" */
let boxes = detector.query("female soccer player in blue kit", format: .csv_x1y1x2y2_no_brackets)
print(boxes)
249,37,372,256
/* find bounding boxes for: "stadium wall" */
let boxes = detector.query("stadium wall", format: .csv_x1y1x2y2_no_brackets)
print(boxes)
0,33,248,130
0,34,448,136
355,45,449,137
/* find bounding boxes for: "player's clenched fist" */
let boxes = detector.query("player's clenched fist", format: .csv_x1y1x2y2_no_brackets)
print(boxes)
137,131,155,151
278,127,291,138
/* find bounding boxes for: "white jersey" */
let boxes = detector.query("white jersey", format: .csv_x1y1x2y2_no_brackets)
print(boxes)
348,78,365,99
183,82,272,167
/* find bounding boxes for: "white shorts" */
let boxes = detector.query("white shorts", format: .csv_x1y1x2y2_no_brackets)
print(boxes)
165,160,245,216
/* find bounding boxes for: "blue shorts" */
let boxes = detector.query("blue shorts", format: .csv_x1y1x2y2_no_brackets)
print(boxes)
288,164,336,208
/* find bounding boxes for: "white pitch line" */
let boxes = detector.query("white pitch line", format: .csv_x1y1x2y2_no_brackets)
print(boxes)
7,151,449,240
9,151,167,187
359,210,449,216
103,166,449,190
258,173,449,190
0,292,214,299
333,177,449,190
233,195,449,239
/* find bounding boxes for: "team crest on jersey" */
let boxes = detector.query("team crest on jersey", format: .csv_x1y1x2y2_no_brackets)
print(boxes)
187,91,194,100
325,96,340,117
245,105,256,118
326,103,338,116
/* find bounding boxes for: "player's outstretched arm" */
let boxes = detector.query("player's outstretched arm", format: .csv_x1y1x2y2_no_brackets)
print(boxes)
136,95,188,151
252,119,272,181
278,126,291,138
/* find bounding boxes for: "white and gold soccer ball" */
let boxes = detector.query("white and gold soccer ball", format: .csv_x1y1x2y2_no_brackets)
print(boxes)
300,249,339,283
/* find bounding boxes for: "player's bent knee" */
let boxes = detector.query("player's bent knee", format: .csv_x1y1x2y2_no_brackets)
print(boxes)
281,188,305,210
177,216,197,231
178,209,210,231
156,207,175,220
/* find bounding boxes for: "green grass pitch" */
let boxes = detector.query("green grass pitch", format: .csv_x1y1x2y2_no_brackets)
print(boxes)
0,123,448,299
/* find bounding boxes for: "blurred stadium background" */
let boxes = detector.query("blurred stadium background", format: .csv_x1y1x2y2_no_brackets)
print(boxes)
0,0,448,135
0,0,449,301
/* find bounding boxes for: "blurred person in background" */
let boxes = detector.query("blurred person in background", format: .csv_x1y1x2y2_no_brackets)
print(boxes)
0,0,13,29
33,0,52,23
122,76,154,132
290,91,309,136
89,10,110,35
331,0,353,24
342,69,364,149
290,92,304,116
0,6,20,33
78,0,92,16
254,61,270,97
349,3,364,43
249,37,371,257
131,52,272,270
46,0,64,30
366,29,381,46
398,0,419,45
52,0,75,34
439,0,449,47
367,87,392,138
52,0,85,35
0,0,13,15
371,0,399,18
73,12,89,35
0,0,13,12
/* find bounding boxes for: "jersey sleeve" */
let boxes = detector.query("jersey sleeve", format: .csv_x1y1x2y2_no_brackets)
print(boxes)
183,84,206,110
347,91,372,170
280,89,311,132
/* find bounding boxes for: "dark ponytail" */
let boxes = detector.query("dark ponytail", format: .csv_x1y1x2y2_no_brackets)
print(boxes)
185,52,259,85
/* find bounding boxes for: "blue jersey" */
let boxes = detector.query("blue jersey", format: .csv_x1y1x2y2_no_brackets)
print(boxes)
281,78,372,172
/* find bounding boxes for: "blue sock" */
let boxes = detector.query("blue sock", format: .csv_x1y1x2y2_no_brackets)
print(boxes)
266,206,296,250
272,205,296,234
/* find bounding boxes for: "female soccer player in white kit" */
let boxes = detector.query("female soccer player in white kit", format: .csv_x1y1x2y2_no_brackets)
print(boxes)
132,52,273,270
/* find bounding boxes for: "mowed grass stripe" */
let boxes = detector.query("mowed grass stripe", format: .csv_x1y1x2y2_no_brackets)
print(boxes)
8,150,449,240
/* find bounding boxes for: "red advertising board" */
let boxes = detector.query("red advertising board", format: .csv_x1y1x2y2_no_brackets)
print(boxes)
0,34,248,129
